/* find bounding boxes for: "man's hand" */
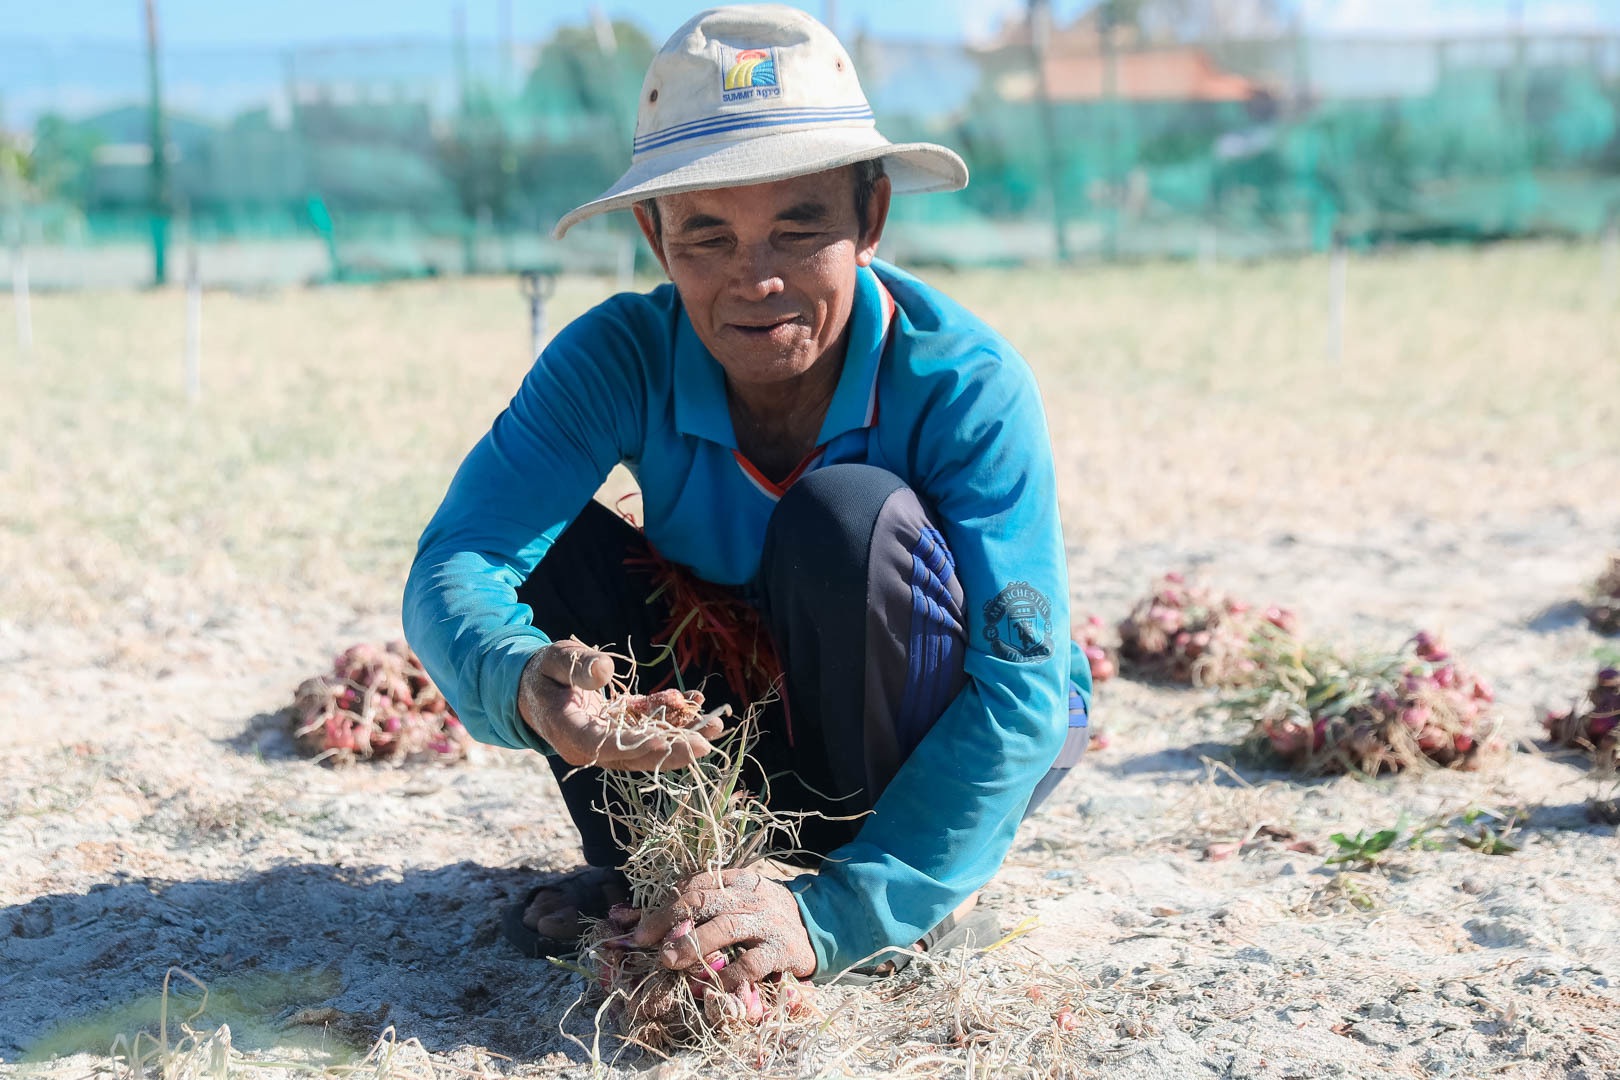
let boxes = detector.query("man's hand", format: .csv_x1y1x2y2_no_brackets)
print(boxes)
517,640,725,771
630,868,816,991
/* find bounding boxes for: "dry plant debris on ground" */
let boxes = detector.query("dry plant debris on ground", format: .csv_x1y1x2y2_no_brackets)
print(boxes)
3,245,1620,1078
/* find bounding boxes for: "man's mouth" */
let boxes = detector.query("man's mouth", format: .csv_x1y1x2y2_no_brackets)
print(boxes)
728,314,801,336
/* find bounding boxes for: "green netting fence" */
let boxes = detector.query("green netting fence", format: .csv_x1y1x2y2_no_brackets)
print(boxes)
3,23,1619,287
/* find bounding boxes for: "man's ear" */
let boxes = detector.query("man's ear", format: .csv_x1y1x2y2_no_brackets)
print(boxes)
632,202,672,278
855,174,892,269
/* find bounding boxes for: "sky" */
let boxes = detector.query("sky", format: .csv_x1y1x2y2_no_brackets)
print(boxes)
3,0,1617,130
4,0,1618,50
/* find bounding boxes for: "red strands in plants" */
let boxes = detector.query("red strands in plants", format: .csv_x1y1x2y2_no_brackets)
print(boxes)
290,640,470,766
626,544,783,707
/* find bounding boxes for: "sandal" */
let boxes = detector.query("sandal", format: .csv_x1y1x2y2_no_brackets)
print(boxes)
820,906,1002,986
501,867,630,959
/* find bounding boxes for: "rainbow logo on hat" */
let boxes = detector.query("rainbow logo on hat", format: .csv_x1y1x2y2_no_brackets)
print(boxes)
721,47,781,103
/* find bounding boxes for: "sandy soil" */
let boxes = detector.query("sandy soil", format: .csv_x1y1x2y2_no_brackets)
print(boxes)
2,246,1619,1077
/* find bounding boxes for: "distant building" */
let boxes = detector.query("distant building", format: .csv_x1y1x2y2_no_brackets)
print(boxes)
993,44,1262,104
976,12,1268,104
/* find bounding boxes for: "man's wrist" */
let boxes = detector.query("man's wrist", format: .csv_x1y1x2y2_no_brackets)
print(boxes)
511,646,559,754
788,874,834,980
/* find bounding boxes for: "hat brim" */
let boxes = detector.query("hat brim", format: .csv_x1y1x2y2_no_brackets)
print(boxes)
552,127,967,238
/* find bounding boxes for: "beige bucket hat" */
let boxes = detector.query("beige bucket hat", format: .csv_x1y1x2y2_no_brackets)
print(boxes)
553,4,969,238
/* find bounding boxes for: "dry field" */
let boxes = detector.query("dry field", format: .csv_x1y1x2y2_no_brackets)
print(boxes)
2,242,1619,1078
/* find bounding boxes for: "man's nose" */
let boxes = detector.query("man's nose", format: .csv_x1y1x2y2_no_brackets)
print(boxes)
731,241,786,301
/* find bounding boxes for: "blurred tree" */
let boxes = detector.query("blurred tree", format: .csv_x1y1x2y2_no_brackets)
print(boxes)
506,18,657,228
0,131,32,191
28,115,101,209
442,85,515,228
0,128,34,246
521,18,655,138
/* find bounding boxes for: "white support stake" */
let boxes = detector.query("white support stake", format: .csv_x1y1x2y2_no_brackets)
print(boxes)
1327,241,1346,364
1604,218,1618,308
616,235,635,293
11,250,31,355
184,247,202,402
1198,225,1217,273
519,271,557,360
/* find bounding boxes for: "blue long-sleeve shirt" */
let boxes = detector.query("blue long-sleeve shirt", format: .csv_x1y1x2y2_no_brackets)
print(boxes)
403,259,1090,974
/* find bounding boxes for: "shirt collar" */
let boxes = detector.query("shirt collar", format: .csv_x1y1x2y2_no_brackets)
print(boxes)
672,263,895,449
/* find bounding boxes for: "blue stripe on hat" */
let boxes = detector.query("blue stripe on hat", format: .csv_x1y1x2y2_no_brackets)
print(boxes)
634,103,872,147
633,105,874,154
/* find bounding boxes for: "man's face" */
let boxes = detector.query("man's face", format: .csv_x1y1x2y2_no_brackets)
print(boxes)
635,167,890,396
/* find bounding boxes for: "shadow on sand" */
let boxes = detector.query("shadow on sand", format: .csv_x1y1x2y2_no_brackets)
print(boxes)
2,860,603,1066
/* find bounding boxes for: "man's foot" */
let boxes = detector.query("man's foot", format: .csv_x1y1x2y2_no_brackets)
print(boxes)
503,866,630,958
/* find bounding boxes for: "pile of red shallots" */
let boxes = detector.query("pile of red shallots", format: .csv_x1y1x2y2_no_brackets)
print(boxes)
290,641,470,765
1586,556,1620,635
1543,666,1620,768
1073,614,1117,683
1223,631,1500,776
1117,572,1297,687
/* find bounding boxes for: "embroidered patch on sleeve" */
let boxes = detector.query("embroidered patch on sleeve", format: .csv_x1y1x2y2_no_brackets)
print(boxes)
983,582,1053,663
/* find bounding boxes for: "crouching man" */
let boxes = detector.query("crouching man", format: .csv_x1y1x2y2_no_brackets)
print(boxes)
403,3,1092,989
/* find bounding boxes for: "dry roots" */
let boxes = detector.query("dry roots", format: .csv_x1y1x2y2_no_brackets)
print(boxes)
1585,555,1620,635
582,929,816,1052
1543,665,1620,769
574,679,818,1052
1117,572,1297,687
1216,631,1501,776
290,641,469,765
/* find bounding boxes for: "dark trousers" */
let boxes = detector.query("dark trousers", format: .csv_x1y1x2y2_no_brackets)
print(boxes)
514,464,1086,869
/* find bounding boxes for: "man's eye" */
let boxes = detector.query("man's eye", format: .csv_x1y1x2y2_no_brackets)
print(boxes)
781,231,821,242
